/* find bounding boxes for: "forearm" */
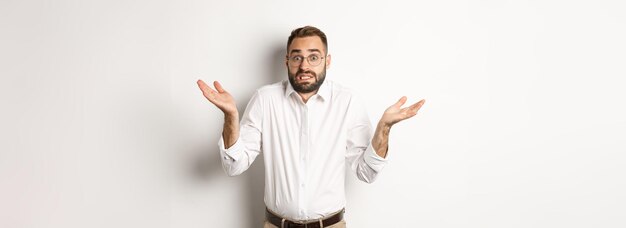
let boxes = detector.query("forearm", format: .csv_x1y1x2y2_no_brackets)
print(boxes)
222,112,240,149
371,121,391,158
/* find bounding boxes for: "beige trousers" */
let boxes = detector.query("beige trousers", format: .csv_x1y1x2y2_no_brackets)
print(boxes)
263,220,346,228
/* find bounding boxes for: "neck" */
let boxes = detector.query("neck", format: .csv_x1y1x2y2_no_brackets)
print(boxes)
297,90,317,103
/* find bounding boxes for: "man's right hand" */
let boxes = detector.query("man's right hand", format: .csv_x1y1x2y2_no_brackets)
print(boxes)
197,80,238,116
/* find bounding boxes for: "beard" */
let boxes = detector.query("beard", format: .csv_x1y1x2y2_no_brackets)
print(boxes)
288,66,326,94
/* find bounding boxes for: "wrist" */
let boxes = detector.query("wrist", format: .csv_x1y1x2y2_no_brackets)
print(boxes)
377,120,392,131
224,112,239,121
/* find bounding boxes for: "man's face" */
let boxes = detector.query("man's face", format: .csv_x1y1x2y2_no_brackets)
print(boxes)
286,36,331,93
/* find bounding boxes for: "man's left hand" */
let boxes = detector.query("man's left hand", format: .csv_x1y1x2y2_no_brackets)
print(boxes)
380,96,425,127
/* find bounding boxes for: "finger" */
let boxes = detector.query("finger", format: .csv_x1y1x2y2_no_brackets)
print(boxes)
214,81,226,93
197,79,217,94
409,99,426,112
394,96,407,108
404,99,425,117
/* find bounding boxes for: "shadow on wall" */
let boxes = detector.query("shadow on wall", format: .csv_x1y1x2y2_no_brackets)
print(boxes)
191,42,287,228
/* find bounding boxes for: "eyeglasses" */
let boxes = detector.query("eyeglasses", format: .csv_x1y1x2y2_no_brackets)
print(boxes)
287,54,326,67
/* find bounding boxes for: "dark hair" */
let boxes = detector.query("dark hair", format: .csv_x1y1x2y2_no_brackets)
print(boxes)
287,26,328,53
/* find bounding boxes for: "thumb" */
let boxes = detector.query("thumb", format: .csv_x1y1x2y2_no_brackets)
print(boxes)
394,96,407,108
214,81,226,93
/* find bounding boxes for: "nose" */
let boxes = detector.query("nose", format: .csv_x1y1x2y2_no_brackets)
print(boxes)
298,59,311,70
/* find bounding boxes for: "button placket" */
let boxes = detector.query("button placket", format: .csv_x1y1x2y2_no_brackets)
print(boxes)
298,104,310,219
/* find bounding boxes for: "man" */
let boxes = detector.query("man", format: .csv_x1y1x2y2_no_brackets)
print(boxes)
197,26,425,228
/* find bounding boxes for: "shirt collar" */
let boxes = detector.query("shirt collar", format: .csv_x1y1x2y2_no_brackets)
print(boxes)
284,79,331,102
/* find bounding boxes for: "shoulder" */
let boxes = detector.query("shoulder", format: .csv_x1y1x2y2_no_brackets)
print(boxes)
253,81,285,98
327,80,359,102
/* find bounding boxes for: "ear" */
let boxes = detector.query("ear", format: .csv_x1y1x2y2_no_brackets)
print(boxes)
325,54,332,69
285,55,289,67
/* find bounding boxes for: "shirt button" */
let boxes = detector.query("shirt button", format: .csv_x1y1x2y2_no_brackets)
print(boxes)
301,183,305,187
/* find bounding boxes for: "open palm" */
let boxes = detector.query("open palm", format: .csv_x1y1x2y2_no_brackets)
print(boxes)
197,80,238,115
381,96,425,126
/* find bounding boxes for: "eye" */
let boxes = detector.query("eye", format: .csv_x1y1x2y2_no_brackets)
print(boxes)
292,56,303,61
309,55,320,61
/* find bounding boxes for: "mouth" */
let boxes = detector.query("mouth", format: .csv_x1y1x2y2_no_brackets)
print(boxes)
296,74,315,82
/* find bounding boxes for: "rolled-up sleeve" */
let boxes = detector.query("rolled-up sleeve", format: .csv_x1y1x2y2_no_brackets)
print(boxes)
345,96,388,183
363,143,387,172
218,91,263,177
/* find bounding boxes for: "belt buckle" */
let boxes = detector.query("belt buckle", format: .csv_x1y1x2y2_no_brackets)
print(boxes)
290,215,328,228
291,220,307,228
287,220,308,228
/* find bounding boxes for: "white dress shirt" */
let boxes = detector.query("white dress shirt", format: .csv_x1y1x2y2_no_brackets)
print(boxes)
218,80,388,221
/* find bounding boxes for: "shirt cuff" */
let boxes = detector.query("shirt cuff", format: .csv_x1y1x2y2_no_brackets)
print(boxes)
218,136,244,161
363,144,388,172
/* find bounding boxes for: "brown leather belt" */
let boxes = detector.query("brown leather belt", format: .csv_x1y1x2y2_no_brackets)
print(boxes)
265,208,344,228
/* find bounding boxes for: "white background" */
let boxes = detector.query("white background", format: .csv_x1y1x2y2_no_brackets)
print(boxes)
1,0,625,227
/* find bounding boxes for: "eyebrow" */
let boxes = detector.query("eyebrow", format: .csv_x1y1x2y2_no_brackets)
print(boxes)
290,49,323,54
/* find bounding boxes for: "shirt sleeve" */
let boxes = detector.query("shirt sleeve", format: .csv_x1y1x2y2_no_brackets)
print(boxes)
345,96,388,183
218,90,263,177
